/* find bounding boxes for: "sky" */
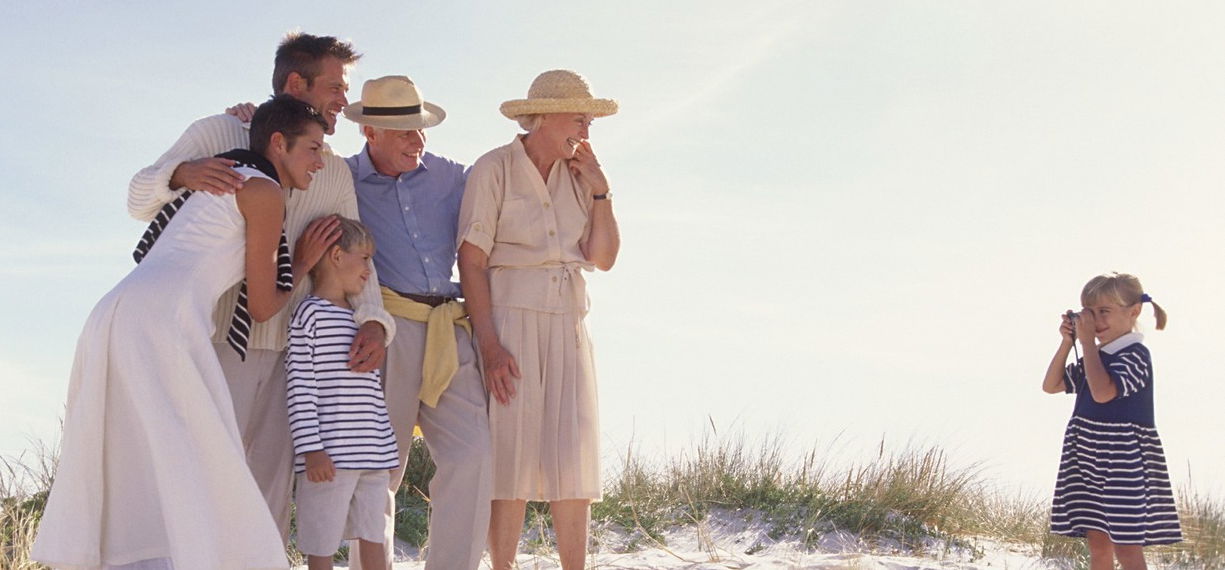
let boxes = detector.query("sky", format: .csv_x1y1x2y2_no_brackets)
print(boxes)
2,1,1225,499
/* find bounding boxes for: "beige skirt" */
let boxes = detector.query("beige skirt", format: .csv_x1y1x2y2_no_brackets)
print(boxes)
489,305,601,501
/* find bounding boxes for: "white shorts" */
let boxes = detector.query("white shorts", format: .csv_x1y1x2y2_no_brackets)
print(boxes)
294,469,391,556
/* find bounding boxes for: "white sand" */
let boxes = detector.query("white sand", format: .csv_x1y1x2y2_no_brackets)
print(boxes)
319,509,1048,569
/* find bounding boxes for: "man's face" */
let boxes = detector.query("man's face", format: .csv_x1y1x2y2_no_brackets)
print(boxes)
366,127,427,176
293,56,349,135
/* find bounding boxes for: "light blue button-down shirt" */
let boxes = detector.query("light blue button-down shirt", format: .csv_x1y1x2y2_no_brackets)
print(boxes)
346,146,468,298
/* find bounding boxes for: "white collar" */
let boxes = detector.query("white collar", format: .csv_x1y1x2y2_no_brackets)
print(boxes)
1100,332,1144,355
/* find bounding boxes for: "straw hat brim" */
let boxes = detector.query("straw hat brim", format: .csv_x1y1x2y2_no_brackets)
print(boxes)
343,101,446,130
499,97,618,120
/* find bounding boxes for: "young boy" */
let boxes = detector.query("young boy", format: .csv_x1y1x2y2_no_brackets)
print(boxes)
286,216,398,570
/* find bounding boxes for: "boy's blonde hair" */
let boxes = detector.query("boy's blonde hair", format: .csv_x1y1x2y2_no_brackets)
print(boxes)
1080,272,1167,330
309,216,375,281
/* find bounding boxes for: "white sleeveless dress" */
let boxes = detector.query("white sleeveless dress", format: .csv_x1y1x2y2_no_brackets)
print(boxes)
33,167,287,570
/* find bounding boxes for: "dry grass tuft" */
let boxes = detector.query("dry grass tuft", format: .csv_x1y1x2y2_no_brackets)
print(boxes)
1,439,57,570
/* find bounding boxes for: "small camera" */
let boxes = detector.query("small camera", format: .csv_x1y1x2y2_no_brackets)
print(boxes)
1065,310,1079,321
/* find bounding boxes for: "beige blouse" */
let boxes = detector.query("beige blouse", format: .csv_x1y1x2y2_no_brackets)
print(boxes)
458,136,594,315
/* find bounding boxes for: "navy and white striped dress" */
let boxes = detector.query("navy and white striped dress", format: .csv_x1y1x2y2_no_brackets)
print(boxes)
1051,332,1182,545
286,296,399,473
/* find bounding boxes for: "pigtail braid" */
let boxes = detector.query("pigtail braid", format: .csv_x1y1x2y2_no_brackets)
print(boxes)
1150,299,1167,330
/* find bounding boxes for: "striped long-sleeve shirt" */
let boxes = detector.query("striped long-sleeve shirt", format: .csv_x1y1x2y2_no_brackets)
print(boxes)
286,296,398,472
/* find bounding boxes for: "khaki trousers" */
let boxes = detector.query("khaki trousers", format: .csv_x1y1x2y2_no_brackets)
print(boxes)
349,317,492,570
214,344,294,544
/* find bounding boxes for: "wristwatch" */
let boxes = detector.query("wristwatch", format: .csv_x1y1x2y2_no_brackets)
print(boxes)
592,192,612,200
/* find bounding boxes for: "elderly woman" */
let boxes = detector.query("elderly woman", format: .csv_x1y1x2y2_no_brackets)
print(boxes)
457,69,620,570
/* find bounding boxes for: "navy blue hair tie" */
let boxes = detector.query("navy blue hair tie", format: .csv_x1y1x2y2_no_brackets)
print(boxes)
1140,293,1153,303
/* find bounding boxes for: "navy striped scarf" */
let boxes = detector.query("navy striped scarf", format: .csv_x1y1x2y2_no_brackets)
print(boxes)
132,149,293,360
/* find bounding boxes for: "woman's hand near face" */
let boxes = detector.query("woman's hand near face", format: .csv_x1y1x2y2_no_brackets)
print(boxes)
569,140,621,270
568,140,610,196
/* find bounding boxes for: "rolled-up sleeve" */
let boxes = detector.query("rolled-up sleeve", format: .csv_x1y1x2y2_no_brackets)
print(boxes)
457,156,503,255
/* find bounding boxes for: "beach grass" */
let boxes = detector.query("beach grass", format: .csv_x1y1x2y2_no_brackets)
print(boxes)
4,433,1224,568
393,434,436,549
0,439,55,570
589,433,987,555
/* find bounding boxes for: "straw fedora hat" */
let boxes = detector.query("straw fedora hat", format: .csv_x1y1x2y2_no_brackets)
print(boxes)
500,70,618,120
343,75,446,130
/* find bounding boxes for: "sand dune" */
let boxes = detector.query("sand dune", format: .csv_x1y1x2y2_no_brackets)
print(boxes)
319,509,1046,569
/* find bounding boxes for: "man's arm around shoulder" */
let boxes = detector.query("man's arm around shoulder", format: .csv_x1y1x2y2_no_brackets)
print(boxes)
128,114,249,221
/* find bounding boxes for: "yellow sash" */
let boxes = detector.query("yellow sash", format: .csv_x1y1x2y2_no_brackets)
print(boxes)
380,287,472,408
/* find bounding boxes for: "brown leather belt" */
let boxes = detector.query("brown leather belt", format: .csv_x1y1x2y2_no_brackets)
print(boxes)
392,289,454,308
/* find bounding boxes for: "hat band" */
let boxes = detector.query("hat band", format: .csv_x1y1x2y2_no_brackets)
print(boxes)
362,104,422,116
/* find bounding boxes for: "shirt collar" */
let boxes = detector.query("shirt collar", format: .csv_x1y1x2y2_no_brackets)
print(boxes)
511,134,565,175
510,134,533,162
1101,331,1144,355
355,144,429,181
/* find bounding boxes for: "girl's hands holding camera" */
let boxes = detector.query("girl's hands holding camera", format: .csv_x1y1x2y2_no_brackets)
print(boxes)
1060,311,1077,345
1061,309,1097,347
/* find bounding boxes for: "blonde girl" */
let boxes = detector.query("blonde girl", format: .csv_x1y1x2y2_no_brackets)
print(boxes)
1042,272,1182,570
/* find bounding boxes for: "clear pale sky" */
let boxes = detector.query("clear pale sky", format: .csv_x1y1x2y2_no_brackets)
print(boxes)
2,2,1223,498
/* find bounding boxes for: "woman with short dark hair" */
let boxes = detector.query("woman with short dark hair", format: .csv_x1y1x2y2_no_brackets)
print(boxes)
34,95,337,570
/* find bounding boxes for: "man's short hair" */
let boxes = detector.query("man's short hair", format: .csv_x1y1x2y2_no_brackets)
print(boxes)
272,32,361,94
250,94,329,155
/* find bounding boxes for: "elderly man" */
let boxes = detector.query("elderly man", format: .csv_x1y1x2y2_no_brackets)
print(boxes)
127,32,394,543
342,75,491,570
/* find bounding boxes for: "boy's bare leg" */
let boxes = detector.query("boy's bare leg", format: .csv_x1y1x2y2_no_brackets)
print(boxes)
307,554,333,570
358,539,387,570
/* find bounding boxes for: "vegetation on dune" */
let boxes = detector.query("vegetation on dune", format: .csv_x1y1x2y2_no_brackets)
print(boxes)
3,432,1223,569
1,440,54,570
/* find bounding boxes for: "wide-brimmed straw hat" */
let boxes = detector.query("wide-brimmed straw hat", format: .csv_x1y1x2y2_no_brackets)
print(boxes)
343,75,446,130
500,70,618,120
